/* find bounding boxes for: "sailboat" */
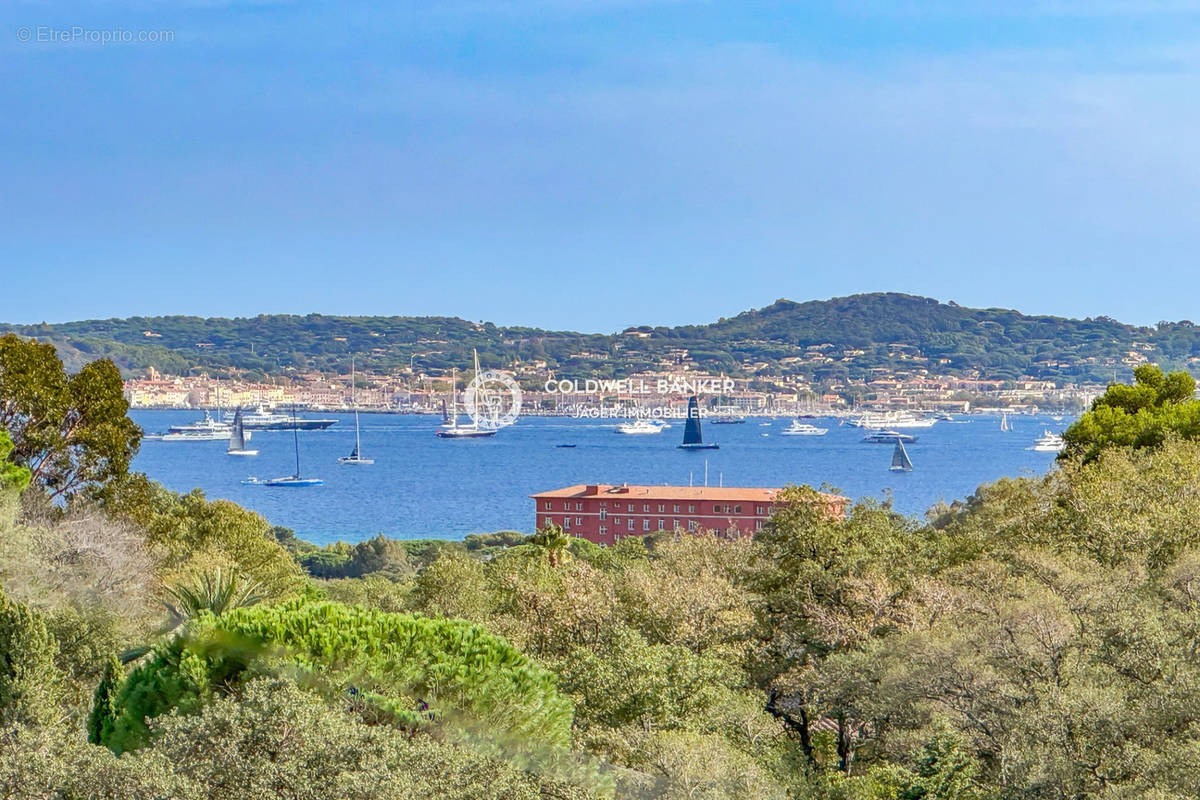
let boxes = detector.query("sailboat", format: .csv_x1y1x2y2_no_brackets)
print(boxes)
678,396,719,450
890,438,913,472
338,358,374,464
436,362,497,439
1000,412,1011,432
226,409,258,456
264,407,323,487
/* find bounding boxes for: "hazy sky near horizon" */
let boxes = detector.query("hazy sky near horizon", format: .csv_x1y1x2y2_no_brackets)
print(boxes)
4,1,1200,332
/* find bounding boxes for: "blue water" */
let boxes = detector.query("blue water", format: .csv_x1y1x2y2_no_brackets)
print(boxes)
129,411,1068,545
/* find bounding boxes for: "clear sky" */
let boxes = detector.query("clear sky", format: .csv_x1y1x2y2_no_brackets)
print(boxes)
3,1,1200,332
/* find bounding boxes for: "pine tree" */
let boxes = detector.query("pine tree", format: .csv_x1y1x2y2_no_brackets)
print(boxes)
0,588,63,728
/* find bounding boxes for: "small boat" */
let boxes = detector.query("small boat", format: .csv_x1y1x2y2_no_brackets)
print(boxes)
780,420,828,436
338,357,375,464
1028,430,1065,453
262,407,323,487
226,409,258,456
890,439,914,472
678,396,719,450
555,444,577,448
710,406,746,424
615,419,663,435
862,430,917,444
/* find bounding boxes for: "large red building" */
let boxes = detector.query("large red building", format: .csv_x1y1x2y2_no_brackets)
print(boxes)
530,483,847,546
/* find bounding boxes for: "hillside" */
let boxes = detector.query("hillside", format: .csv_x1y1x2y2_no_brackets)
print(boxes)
5,293,1199,383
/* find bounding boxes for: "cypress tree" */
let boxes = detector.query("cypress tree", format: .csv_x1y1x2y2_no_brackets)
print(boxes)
0,588,63,728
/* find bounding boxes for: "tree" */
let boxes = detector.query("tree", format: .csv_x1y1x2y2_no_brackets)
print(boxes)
0,432,29,493
0,588,63,728
0,334,141,501
530,523,571,567
100,600,574,754
1062,364,1200,463
747,487,919,773
87,656,123,746
140,488,305,597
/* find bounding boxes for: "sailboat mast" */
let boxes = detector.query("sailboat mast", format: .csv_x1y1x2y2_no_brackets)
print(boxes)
351,357,361,454
292,406,301,477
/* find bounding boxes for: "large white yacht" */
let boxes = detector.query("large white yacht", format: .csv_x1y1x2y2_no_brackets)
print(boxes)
1029,430,1065,453
233,404,338,431
780,420,828,436
615,419,663,435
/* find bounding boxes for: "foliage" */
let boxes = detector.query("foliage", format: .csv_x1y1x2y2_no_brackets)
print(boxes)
8,293,1199,382
1062,364,1200,462
0,588,62,728
296,533,414,580
5,680,597,800
101,600,575,754
0,433,29,494
136,486,305,597
164,567,268,624
0,334,140,501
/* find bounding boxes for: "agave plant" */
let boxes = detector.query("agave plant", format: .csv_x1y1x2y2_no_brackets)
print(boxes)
164,567,268,625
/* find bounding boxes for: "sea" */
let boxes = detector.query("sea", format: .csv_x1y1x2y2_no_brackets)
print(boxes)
129,411,1070,546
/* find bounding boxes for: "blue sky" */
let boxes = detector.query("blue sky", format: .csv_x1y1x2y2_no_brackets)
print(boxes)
4,1,1200,332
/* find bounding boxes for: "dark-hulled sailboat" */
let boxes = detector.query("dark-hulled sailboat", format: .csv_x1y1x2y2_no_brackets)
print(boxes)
890,438,913,472
226,408,258,456
338,357,374,464
678,396,719,450
265,407,323,486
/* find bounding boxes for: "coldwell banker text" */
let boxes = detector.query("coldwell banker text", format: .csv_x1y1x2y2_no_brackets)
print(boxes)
545,377,736,395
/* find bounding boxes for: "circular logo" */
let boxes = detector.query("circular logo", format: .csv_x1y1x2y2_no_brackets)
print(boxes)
464,370,522,428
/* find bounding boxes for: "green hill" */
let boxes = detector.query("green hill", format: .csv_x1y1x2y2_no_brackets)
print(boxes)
5,293,1198,383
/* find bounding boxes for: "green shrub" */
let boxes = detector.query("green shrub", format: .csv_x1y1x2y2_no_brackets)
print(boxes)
101,600,573,754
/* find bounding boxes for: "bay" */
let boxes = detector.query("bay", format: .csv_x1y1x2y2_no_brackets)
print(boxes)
129,411,1069,546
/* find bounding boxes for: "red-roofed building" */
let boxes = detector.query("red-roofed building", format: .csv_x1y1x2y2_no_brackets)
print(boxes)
530,483,847,546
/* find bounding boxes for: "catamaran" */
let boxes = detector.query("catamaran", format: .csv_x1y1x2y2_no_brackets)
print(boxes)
338,358,374,464
226,409,258,456
678,396,719,450
890,439,914,471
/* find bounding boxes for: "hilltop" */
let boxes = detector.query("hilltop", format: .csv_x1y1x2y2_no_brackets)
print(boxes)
5,293,1198,383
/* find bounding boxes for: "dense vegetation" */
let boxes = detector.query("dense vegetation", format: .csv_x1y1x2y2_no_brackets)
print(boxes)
10,345,1200,797
1062,363,1200,462
8,293,1200,382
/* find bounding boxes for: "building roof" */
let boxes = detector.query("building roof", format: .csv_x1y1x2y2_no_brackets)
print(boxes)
530,483,844,504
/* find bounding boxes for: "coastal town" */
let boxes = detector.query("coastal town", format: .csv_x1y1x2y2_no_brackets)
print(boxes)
123,362,1104,416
